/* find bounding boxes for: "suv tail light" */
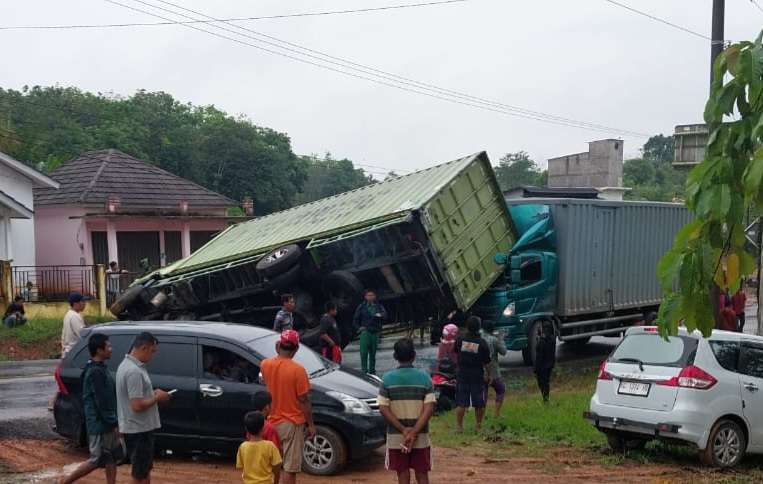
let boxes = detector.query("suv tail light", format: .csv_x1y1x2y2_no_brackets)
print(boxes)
597,360,613,381
54,360,69,395
656,365,717,390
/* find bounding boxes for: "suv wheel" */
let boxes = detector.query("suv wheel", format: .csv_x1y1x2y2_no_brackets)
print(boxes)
302,425,347,475
606,432,647,452
700,419,746,467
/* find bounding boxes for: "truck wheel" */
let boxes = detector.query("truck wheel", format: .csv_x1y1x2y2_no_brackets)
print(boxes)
699,419,746,467
337,314,355,350
256,244,302,277
266,264,301,290
109,285,144,317
303,425,348,475
324,271,363,312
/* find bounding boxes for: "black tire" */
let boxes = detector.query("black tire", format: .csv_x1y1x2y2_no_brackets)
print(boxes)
522,320,543,366
336,313,355,350
302,425,348,476
606,432,648,452
300,325,322,350
323,271,364,312
436,394,455,413
699,419,746,467
256,244,302,277
109,285,145,317
266,264,302,290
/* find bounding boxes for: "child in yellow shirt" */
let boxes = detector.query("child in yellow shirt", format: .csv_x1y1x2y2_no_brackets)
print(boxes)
237,411,282,484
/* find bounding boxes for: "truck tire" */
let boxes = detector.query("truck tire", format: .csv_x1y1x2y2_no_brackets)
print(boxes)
265,264,301,290
336,313,355,350
323,271,363,312
256,244,302,278
521,320,543,366
109,285,145,317
302,425,348,475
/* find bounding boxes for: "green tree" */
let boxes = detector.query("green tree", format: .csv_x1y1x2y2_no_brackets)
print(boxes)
642,134,675,163
494,151,545,190
657,34,763,336
623,135,687,202
294,153,374,204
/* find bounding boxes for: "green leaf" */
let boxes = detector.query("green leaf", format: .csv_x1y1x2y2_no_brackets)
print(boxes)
744,153,763,192
711,185,731,219
657,294,681,338
657,249,684,292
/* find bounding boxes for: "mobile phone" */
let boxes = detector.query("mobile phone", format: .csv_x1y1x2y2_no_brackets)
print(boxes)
167,389,178,395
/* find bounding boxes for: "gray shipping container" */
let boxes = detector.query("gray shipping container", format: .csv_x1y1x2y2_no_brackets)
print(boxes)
510,198,691,317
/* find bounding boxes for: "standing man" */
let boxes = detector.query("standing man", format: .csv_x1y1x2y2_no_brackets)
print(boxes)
60,333,121,484
260,330,316,484
454,316,491,433
319,302,342,363
353,289,387,375
105,261,128,306
534,321,557,403
3,295,27,328
480,320,507,418
274,294,296,332
116,332,171,484
732,284,747,332
62,292,88,357
378,338,435,484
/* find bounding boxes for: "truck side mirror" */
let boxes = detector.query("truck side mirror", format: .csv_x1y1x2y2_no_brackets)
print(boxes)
494,253,508,265
510,256,521,270
511,269,521,283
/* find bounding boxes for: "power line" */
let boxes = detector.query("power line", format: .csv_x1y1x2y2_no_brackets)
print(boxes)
0,0,468,31
750,0,763,14
601,0,715,42
104,0,648,137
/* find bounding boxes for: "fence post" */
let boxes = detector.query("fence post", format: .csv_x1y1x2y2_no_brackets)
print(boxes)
96,264,107,317
1,260,11,304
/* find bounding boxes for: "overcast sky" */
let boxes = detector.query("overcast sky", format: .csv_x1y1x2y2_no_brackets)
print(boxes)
2,0,762,175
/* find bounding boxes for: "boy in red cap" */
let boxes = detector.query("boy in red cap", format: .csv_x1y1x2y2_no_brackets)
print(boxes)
260,330,316,484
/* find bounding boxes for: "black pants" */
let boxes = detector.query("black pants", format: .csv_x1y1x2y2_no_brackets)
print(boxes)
535,367,552,400
124,431,155,480
738,312,746,332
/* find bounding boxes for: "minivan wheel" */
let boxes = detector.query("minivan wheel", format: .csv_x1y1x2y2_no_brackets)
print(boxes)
302,425,347,475
700,419,746,468
606,432,648,452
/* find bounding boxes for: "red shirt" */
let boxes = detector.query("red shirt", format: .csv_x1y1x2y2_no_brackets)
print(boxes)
719,307,738,331
262,421,282,455
732,291,747,315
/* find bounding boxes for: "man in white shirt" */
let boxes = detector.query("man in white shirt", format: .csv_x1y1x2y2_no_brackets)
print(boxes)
61,292,88,357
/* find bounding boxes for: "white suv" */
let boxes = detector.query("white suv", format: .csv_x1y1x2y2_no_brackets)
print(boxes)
585,325,763,467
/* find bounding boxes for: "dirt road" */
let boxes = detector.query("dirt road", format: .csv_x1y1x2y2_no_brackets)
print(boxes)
0,437,692,483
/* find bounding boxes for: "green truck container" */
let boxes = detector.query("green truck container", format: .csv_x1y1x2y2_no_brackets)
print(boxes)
116,152,516,346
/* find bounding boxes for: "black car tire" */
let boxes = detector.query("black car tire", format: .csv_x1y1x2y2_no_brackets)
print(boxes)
110,285,145,317
302,425,347,476
256,244,302,277
323,271,363,312
606,432,648,452
699,419,746,467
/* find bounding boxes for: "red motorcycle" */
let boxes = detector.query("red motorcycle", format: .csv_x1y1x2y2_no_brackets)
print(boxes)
432,358,457,413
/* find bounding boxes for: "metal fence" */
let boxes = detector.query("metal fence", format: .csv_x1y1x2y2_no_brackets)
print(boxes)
105,272,139,306
11,265,97,303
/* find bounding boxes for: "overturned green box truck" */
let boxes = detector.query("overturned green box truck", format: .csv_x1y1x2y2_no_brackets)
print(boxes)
114,152,690,364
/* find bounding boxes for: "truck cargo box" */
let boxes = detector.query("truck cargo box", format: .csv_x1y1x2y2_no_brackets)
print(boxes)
507,198,691,317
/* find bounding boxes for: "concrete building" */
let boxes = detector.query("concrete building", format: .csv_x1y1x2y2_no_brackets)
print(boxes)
547,139,628,201
672,124,708,168
0,151,59,266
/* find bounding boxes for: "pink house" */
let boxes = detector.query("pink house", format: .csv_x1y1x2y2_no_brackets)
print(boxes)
33,149,246,273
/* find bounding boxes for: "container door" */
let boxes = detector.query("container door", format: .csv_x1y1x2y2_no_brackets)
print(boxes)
590,207,615,312
422,155,516,310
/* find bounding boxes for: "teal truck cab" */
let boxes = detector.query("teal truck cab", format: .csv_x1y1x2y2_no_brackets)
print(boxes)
473,198,690,365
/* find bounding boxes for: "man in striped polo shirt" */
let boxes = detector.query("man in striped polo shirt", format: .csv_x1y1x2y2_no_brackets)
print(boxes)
378,338,436,484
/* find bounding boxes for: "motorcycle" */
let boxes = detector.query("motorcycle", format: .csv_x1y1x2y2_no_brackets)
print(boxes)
431,357,457,413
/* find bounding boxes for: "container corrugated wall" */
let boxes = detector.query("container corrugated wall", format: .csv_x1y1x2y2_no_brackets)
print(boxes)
536,199,691,317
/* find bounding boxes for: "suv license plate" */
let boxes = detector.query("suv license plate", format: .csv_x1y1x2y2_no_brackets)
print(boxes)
618,381,650,397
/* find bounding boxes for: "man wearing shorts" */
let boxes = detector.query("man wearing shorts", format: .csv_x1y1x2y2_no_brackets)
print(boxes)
261,330,316,484
378,338,435,484
60,333,121,484
454,316,491,433
116,332,171,483
480,320,507,418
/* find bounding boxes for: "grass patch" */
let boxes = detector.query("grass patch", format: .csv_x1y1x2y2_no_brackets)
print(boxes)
0,316,114,360
431,363,604,455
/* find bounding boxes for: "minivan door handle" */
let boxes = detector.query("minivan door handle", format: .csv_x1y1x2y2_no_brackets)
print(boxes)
743,382,759,392
199,384,223,398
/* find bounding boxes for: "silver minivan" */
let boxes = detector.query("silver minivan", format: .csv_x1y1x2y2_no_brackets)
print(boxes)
585,326,763,467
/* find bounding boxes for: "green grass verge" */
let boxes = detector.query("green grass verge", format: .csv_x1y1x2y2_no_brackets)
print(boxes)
0,316,115,360
430,363,603,455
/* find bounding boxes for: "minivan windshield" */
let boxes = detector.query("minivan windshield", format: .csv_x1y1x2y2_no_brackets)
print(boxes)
610,334,697,367
248,334,329,376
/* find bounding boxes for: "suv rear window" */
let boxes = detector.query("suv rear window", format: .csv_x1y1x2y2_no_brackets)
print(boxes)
610,334,697,367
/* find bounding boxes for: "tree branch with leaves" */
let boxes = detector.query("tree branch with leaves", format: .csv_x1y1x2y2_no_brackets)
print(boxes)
657,34,763,337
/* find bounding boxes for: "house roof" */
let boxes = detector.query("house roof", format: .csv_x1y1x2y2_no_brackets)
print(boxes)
34,149,237,210
0,189,33,219
0,151,59,189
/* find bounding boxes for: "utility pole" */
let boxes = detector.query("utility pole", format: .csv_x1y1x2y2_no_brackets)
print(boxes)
710,0,725,90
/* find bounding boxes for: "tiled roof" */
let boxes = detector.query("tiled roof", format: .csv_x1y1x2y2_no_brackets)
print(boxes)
34,149,236,209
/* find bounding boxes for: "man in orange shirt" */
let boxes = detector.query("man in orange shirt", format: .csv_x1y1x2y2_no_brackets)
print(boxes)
260,330,316,484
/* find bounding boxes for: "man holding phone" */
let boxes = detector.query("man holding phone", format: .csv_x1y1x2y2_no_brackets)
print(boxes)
116,331,171,484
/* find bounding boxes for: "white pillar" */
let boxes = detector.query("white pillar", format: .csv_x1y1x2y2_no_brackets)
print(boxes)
5,215,13,262
106,220,118,265
181,222,191,258
159,230,166,267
